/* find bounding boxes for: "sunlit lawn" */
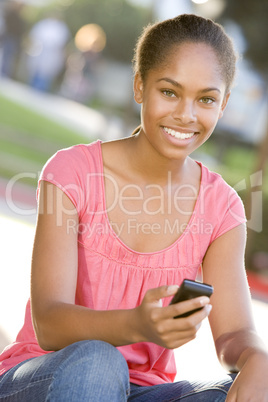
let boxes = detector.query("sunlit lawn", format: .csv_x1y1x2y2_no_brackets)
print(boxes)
0,94,90,186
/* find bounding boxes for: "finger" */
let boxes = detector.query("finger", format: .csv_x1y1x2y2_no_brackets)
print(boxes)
170,305,212,333
164,327,201,349
167,297,211,319
144,285,179,304
155,311,203,343
172,321,202,337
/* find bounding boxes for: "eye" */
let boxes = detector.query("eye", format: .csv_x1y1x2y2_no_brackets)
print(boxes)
162,89,176,98
200,97,215,105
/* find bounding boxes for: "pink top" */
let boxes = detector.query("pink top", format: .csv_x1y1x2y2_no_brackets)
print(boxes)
0,140,246,385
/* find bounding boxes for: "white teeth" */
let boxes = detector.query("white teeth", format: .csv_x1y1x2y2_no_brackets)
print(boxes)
164,127,195,139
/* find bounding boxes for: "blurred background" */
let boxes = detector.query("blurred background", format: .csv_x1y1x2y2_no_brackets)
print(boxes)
0,0,267,377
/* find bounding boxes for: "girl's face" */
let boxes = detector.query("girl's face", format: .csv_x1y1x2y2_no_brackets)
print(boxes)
134,42,230,161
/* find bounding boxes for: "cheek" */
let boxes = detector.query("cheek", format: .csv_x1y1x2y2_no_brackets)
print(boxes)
143,96,170,122
200,107,222,129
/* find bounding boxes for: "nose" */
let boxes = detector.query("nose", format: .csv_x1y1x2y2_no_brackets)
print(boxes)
172,99,196,124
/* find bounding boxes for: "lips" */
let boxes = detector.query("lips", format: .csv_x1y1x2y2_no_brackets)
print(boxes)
163,127,195,140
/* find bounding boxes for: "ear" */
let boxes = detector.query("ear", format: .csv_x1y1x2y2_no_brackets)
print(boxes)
133,73,143,104
219,92,231,119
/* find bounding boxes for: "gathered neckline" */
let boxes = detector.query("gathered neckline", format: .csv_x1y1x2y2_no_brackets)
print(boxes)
96,140,203,256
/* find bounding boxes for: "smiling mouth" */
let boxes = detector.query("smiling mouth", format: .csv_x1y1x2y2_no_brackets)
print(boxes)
163,127,196,139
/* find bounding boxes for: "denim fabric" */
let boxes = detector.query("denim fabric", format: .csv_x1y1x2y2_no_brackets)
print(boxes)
0,340,130,401
0,340,234,401
129,375,235,401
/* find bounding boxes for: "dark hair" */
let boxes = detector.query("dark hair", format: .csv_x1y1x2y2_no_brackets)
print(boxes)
133,14,238,93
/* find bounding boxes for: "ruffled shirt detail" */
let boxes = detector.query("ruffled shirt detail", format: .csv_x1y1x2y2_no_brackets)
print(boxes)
0,140,246,385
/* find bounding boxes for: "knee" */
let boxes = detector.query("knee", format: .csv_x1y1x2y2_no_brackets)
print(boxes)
48,340,129,401
69,340,128,373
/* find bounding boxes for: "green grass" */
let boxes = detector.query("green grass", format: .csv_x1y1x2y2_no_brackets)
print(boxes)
198,139,268,195
0,94,88,144
214,144,268,263
0,94,92,186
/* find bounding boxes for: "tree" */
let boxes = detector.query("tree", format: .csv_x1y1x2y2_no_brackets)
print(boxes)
57,0,151,63
221,1,268,75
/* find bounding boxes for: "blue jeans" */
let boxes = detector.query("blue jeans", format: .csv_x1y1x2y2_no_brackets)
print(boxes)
0,340,234,401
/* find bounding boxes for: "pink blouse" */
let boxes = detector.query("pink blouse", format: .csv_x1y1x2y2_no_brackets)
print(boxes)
0,140,246,385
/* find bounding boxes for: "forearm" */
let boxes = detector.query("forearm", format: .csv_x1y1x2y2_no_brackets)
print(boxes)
33,302,141,351
215,328,268,372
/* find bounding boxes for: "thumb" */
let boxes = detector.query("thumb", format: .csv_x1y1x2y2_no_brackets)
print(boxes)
145,285,179,303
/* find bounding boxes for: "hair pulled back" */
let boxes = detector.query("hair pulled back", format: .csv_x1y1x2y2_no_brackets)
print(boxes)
133,14,238,93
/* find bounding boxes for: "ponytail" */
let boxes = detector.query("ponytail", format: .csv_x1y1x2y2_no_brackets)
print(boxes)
131,125,141,136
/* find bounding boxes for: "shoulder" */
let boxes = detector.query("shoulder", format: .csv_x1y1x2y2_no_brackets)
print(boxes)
101,137,134,178
41,140,102,177
200,162,227,186
199,162,240,200
38,140,103,216
197,162,246,240
51,140,101,162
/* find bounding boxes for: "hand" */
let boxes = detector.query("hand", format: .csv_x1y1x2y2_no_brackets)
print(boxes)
226,351,268,402
135,285,212,349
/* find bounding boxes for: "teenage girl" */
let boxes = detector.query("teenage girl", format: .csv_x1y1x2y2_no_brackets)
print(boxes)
0,14,267,402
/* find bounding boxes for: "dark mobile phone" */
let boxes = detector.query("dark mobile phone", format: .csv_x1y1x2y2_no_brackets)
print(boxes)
169,279,213,318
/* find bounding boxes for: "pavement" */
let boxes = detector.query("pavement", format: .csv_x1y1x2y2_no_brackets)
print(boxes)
0,79,267,381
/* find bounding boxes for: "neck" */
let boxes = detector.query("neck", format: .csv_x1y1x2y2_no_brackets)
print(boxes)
126,132,188,185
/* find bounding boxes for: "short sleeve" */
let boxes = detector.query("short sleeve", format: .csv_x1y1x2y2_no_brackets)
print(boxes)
210,180,247,243
37,143,97,219
197,164,247,245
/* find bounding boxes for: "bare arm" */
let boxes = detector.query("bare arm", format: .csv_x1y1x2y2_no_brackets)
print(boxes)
202,224,266,369
31,181,140,350
203,224,268,400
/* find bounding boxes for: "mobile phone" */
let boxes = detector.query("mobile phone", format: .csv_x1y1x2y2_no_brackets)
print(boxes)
169,279,213,318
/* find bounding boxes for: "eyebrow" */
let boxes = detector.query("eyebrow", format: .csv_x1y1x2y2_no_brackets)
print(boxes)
156,77,222,94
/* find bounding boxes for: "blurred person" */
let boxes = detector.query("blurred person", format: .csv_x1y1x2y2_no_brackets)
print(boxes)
0,1,26,79
0,14,268,401
60,50,100,103
27,13,70,92
60,24,105,103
